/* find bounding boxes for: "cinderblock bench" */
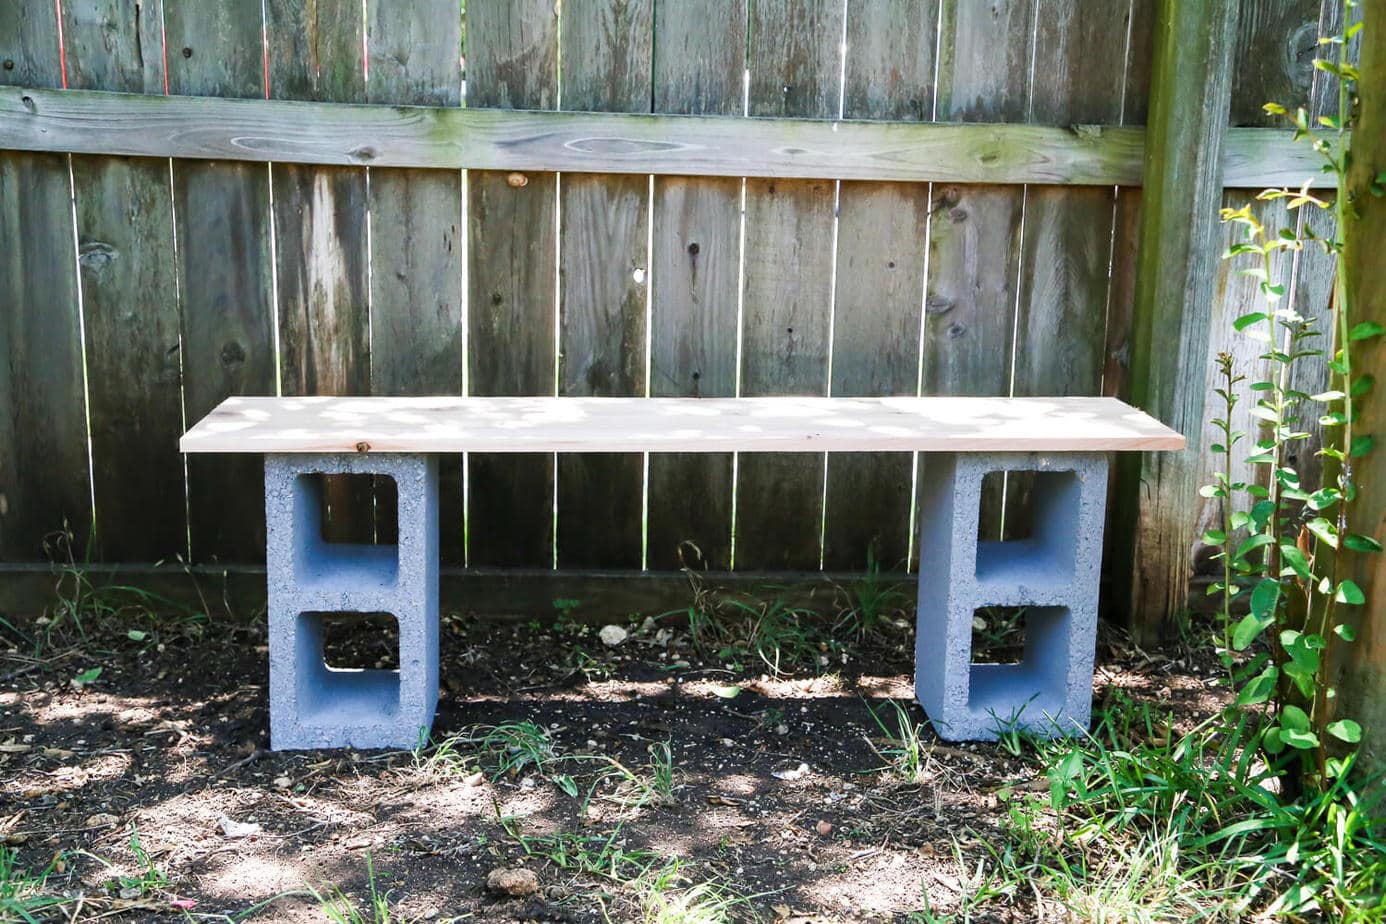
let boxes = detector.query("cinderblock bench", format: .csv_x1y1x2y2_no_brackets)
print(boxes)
180,395,1183,750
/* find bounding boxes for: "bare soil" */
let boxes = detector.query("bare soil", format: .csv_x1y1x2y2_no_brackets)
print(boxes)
0,593,1225,922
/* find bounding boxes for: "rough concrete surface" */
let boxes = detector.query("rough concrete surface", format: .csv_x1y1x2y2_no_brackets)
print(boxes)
265,453,439,750
915,452,1108,741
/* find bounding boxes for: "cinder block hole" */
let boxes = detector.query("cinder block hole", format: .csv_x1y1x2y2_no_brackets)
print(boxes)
295,611,402,721
302,473,398,545
975,469,1080,583
293,473,400,586
971,605,1027,664
967,605,1070,717
318,611,400,670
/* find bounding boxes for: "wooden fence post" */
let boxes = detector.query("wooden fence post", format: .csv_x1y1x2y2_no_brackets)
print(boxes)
1339,2,1386,775
1115,0,1238,642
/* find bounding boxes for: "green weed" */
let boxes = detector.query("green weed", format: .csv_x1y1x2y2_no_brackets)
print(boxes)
863,699,929,784
0,847,71,923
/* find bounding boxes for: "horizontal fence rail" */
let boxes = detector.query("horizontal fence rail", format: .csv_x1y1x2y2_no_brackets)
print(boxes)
0,86,1335,187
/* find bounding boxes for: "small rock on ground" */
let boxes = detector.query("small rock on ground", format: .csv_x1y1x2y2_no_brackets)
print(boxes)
486,867,539,898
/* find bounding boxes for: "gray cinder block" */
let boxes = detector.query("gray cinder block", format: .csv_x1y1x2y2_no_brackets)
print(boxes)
265,453,439,750
914,452,1108,741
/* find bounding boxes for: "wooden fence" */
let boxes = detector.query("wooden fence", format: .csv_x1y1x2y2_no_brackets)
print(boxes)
0,0,1350,631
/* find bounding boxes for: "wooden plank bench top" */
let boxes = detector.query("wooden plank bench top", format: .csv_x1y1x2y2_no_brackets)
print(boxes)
180,395,1184,454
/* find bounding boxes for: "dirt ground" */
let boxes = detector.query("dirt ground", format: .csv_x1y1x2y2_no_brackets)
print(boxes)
0,582,1225,922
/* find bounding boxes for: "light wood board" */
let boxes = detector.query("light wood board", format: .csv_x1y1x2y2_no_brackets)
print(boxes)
181,396,1185,455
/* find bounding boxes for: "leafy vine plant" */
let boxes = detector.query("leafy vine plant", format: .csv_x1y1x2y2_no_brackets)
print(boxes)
1205,3,1383,793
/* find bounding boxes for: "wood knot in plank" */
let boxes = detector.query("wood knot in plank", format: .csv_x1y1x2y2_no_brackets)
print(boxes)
219,341,246,367
506,172,528,188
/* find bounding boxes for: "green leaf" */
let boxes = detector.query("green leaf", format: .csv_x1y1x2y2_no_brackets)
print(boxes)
1279,545,1310,580
1232,612,1273,651
1236,534,1275,560
1327,719,1362,744
1334,623,1356,642
1281,704,1311,732
1250,577,1281,617
73,667,102,685
1234,311,1271,331
1203,530,1227,546
1283,729,1319,750
126,629,148,642
1307,518,1339,549
1335,580,1365,605
1263,726,1286,755
711,684,742,699
1349,321,1384,341
1236,664,1278,706
1350,435,1375,457
1343,534,1384,553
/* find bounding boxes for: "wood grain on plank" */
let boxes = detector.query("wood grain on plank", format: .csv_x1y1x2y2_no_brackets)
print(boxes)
737,0,842,571
823,0,937,573
556,0,654,569
165,2,275,564
1116,0,1238,640
65,0,182,562
465,0,559,569
266,0,372,544
1189,0,1326,580
0,2,92,561
181,396,1186,455
647,0,745,571
366,0,464,560
1009,0,1132,541
925,0,1036,543
0,86,1333,188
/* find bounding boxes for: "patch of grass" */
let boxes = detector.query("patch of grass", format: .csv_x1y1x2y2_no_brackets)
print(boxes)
580,741,681,813
501,819,753,923
307,853,409,924
681,573,837,676
834,544,910,637
863,699,930,784
0,847,71,923
981,700,1386,921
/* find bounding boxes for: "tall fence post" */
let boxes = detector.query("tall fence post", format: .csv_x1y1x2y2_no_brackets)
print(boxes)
1339,2,1386,776
1115,0,1238,642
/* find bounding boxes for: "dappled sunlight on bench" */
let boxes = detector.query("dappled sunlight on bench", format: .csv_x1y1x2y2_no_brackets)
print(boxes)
181,396,1184,454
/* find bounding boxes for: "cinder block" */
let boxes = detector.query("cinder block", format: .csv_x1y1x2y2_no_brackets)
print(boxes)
265,453,439,750
914,452,1108,741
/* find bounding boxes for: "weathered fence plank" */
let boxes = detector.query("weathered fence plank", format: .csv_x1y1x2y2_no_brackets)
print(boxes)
1187,0,1324,601
465,0,559,569
62,0,184,563
1097,0,1153,622
822,0,936,572
0,85,1332,188
1339,0,1386,778
1116,0,1237,642
646,0,745,572
265,0,373,545
735,0,842,571
556,0,653,569
923,0,1035,544
366,0,464,559
0,1,91,561
1005,0,1131,541
165,2,275,564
